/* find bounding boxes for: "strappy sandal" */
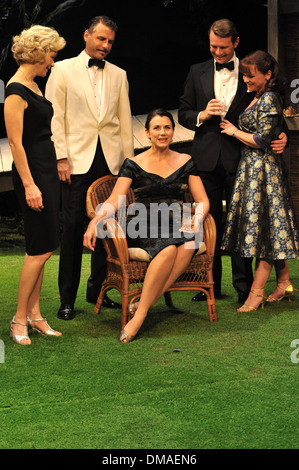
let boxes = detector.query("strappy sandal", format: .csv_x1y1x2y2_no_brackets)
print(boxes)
27,317,62,336
119,329,135,343
267,280,295,302
9,317,31,345
237,288,267,312
128,302,139,318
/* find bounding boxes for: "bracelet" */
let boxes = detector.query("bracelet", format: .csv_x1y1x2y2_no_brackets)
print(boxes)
231,129,238,137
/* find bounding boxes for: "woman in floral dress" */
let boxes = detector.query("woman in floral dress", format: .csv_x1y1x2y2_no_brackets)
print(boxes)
220,50,299,312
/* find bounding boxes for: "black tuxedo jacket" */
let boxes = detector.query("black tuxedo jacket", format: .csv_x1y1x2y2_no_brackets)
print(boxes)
178,58,253,174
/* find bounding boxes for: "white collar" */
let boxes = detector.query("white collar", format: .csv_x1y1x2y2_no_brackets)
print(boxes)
83,50,92,67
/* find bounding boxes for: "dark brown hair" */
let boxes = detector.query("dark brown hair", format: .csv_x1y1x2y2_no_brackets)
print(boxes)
85,16,118,34
240,50,286,99
145,109,175,130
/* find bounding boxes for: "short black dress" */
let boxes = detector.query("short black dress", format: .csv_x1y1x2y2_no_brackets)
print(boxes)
117,158,199,259
5,83,60,255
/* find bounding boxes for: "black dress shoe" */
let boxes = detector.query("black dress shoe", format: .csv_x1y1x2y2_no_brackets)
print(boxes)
192,291,222,302
238,290,250,304
86,296,98,304
57,303,75,320
87,294,121,309
192,291,207,302
102,295,121,309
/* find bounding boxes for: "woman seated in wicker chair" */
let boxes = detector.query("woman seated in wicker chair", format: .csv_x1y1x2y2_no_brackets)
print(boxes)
84,109,209,343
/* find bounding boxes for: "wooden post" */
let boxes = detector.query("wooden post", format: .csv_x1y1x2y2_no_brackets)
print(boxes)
275,1,299,225
268,0,279,60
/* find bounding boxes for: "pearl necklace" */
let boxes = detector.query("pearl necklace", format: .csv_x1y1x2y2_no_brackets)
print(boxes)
18,67,41,93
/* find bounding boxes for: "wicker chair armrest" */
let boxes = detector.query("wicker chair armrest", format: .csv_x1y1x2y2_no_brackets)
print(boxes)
203,213,216,256
86,194,96,220
86,175,118,220
99,217,129,264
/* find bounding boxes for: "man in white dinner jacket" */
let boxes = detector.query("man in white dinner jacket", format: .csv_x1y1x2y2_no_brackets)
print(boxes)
46,16,134,320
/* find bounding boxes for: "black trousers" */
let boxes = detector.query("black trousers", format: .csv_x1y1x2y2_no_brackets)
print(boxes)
58,139,111,306
199,157,253,294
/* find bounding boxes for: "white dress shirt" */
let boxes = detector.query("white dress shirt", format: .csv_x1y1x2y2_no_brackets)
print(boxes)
196,53,239,126
214,53,239,117
83,50,103,116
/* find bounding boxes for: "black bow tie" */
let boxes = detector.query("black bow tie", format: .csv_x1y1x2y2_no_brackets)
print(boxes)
88,58,105,69
216,61,234,71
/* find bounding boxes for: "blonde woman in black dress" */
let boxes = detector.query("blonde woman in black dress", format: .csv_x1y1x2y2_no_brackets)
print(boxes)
5,26,65,344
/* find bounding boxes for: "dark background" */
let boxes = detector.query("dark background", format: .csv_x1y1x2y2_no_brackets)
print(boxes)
0,0,268,136
0,0,268,216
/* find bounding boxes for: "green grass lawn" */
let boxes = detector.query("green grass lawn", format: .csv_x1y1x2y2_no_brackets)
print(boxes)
0,245,298,449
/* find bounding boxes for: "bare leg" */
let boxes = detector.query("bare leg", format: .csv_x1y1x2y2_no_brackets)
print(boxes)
11,252,52,343
267,260,294,301
26,265,44,317
121,242,196,341
27,266,62,336
238,258,272,312
151,241,196,302
128,242,197,316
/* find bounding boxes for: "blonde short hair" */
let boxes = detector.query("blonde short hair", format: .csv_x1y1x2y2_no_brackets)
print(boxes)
12,25,66,65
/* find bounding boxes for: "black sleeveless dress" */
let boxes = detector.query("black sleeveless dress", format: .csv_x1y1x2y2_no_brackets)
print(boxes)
118,158,199,259
5,83,60,255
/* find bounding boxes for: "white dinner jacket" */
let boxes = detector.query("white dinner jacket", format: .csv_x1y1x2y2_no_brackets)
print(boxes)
45,51,134,175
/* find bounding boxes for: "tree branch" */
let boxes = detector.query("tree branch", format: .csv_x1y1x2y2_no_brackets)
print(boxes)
39,0,87,25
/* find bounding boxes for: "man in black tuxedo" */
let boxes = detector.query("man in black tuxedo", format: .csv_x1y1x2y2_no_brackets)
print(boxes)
178,19,287,303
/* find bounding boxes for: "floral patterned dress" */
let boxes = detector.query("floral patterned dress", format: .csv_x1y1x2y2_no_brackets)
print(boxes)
221,91,299,260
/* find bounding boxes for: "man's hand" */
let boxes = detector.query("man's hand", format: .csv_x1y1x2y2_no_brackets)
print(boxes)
270,132,287,154
200,99,223,121
57,158,71,183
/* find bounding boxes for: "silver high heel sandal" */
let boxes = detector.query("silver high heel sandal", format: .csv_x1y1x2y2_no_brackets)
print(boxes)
119,329,135,343
128,302,139,318
27,317,62,336
9,317,31,345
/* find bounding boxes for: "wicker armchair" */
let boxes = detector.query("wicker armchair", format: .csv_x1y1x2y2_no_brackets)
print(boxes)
86,175,217,329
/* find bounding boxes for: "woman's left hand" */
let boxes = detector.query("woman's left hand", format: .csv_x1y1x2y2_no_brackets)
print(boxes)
220,119,238,136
